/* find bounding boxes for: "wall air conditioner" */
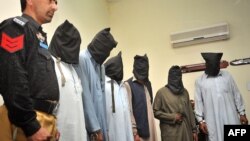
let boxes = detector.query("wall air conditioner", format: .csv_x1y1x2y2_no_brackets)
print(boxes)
106,0,120,2
170,22,229,48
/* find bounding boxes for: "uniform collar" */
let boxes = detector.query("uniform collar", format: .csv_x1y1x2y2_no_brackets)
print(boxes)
22,14,42,31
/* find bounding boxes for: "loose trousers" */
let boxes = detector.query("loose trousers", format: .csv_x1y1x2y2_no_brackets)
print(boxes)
0,105,57,141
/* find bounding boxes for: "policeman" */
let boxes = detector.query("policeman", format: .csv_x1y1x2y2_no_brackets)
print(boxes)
0,0,59,141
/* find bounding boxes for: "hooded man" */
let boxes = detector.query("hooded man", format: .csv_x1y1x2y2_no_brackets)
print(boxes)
75,28,117,141
49,20,87,141
153,66,198,141
124,54,158,141
194,52,248,141
104,52,134,141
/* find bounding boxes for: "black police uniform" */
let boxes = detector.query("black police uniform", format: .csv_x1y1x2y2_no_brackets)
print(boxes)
0,14,59,136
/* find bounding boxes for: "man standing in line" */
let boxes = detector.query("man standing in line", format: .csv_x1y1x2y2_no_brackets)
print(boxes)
0,0,59,141
49,20,87,141
125,54,158,141
153,66,198,141
76,27,117,141
104,52,134,141
194,52,248,141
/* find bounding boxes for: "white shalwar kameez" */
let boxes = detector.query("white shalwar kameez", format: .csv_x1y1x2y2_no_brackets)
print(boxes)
53,57,87,141
105,76,134,141
194,70,245,141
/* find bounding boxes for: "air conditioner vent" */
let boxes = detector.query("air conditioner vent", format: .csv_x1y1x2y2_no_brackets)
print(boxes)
170,22,229,48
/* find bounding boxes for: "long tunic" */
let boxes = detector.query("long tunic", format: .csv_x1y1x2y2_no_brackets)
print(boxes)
194,70,245,141
105,76,134,141
75,49,108,140
125,81,158,141
153,87,196,141
53,57,87,141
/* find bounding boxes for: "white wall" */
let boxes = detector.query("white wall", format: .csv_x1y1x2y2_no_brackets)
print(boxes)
0,0,110,105
107,0,250,140
1,0,250,140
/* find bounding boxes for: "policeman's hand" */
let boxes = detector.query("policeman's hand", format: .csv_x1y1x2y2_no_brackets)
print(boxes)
55,130,60,141
134,133,140,141
240,115,248,125
175,113,183,123
27,127,52,141
199,122,208,134
192,132,198,141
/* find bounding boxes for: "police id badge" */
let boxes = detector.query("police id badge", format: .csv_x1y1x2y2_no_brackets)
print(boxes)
36,32,48,49
39,42,49,49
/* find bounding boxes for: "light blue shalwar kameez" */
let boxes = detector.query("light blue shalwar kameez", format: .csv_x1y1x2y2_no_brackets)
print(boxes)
194,70,245,141
74,49,108,141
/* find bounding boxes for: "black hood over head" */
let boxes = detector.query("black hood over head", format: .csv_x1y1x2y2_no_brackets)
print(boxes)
133,54,153,102
104,51,123,83
133,54,149,81
201,52,223,76
166,65,184,94
88,28,118,65
49,20,81,64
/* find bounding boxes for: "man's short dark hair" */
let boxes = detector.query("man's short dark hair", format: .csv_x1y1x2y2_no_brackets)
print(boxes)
21,0,26,12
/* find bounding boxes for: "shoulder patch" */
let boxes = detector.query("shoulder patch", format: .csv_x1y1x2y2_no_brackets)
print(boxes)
1,32,24,53
13,16,28,27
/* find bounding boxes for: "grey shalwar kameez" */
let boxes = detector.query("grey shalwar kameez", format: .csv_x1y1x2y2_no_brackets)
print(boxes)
154,87,196,141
